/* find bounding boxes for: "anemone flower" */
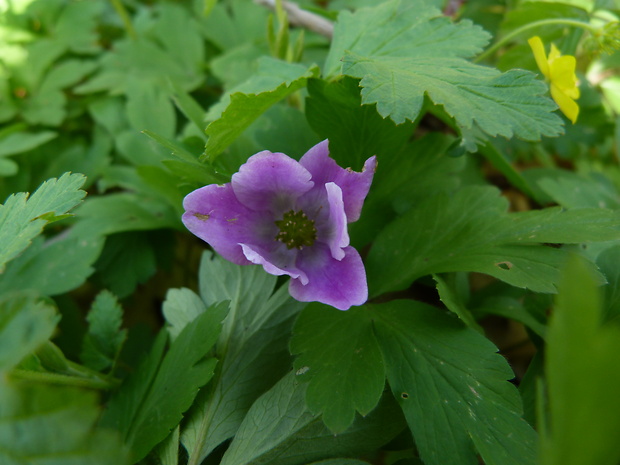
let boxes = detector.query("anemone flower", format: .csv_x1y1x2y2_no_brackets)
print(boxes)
182,140,376,310
528,35,580,123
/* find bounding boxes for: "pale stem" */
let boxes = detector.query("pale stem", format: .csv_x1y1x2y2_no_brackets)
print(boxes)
475,18,598,63
255,0,334,39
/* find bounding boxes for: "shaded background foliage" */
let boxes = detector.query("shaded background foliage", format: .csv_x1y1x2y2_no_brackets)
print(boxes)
1,0,620,464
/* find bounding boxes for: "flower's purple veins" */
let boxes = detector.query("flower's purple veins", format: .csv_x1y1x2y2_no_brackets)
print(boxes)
182,140,376,310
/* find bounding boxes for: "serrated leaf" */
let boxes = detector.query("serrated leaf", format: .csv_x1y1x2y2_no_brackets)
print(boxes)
0,291,58,372
541,256,620,465
102,302,228,462
0,383,129,465
203,58,319,160
367,186,620,296
80,290,127,372
181,252,305,464
220,372,405,465
290,304,385,433
0,172,86,272
343,53,562,149
324,0,483,79
370,300,537,465
328,1,563,149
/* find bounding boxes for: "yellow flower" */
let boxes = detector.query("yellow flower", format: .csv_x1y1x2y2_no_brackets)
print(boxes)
528,36,580,124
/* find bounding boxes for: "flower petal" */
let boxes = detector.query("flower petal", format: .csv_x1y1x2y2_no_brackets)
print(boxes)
317,182,349,261
549,55,580,99
240,242,308,284
232,151,314,214
289,244,368,310
551,84,579,124
182,184,272,265
528,36,550,79
299,140,377,223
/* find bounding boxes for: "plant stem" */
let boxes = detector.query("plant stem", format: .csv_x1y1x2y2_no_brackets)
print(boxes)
475,18,598,63
110,0,137,40
9,369,118,390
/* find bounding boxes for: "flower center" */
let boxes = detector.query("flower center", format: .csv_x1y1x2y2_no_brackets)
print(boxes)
275,210,317,250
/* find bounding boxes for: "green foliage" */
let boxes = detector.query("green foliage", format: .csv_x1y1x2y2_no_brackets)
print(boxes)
102,302,228,462
80,290,127,372
541,256,620,465
371,300,537,465
328,0,563,150
0,291,58,372
1,0,619,463
0,383,129,465
220,372,405,465
367,186,620,296
181,252,305,464
0,172,86,272
204,58,320,161
290,304,385,433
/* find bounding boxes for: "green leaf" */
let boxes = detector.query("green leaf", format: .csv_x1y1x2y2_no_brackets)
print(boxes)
0,291,58,372
434,273,484,333
181,252,305,464
203,58,319,160
126,78,176,138
0,130,57,157
72,192,179,238
329,1,563,149
0,233,104,297
0,383,129,465
597,245,620,322
102,302,228,462
162,288,208,340
290,304,386,433
367,186,620,296
80,290,127,372
305,76,414,170
0,172,86,272
538,171,620,209
220,372,406,465
370,300,537,465
541,256,620,465
92,231,158,299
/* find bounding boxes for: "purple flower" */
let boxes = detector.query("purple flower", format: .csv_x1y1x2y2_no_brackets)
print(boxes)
182,140,376,310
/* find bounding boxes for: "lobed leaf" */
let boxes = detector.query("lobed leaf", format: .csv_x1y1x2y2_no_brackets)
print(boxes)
181,252,305,463
367,185,620,296
80,290,127,372
370,300,537,465
0,172,86,272
220,372,405,465
203,58,319,161
102,302,228,462
290,304,386,433
326,0,563,150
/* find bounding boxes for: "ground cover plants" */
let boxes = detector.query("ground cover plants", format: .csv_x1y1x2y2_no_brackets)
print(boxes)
1,0,620,464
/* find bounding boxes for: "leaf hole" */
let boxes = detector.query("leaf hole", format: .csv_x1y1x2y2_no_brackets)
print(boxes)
401,392,409,399
495,261,513,270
